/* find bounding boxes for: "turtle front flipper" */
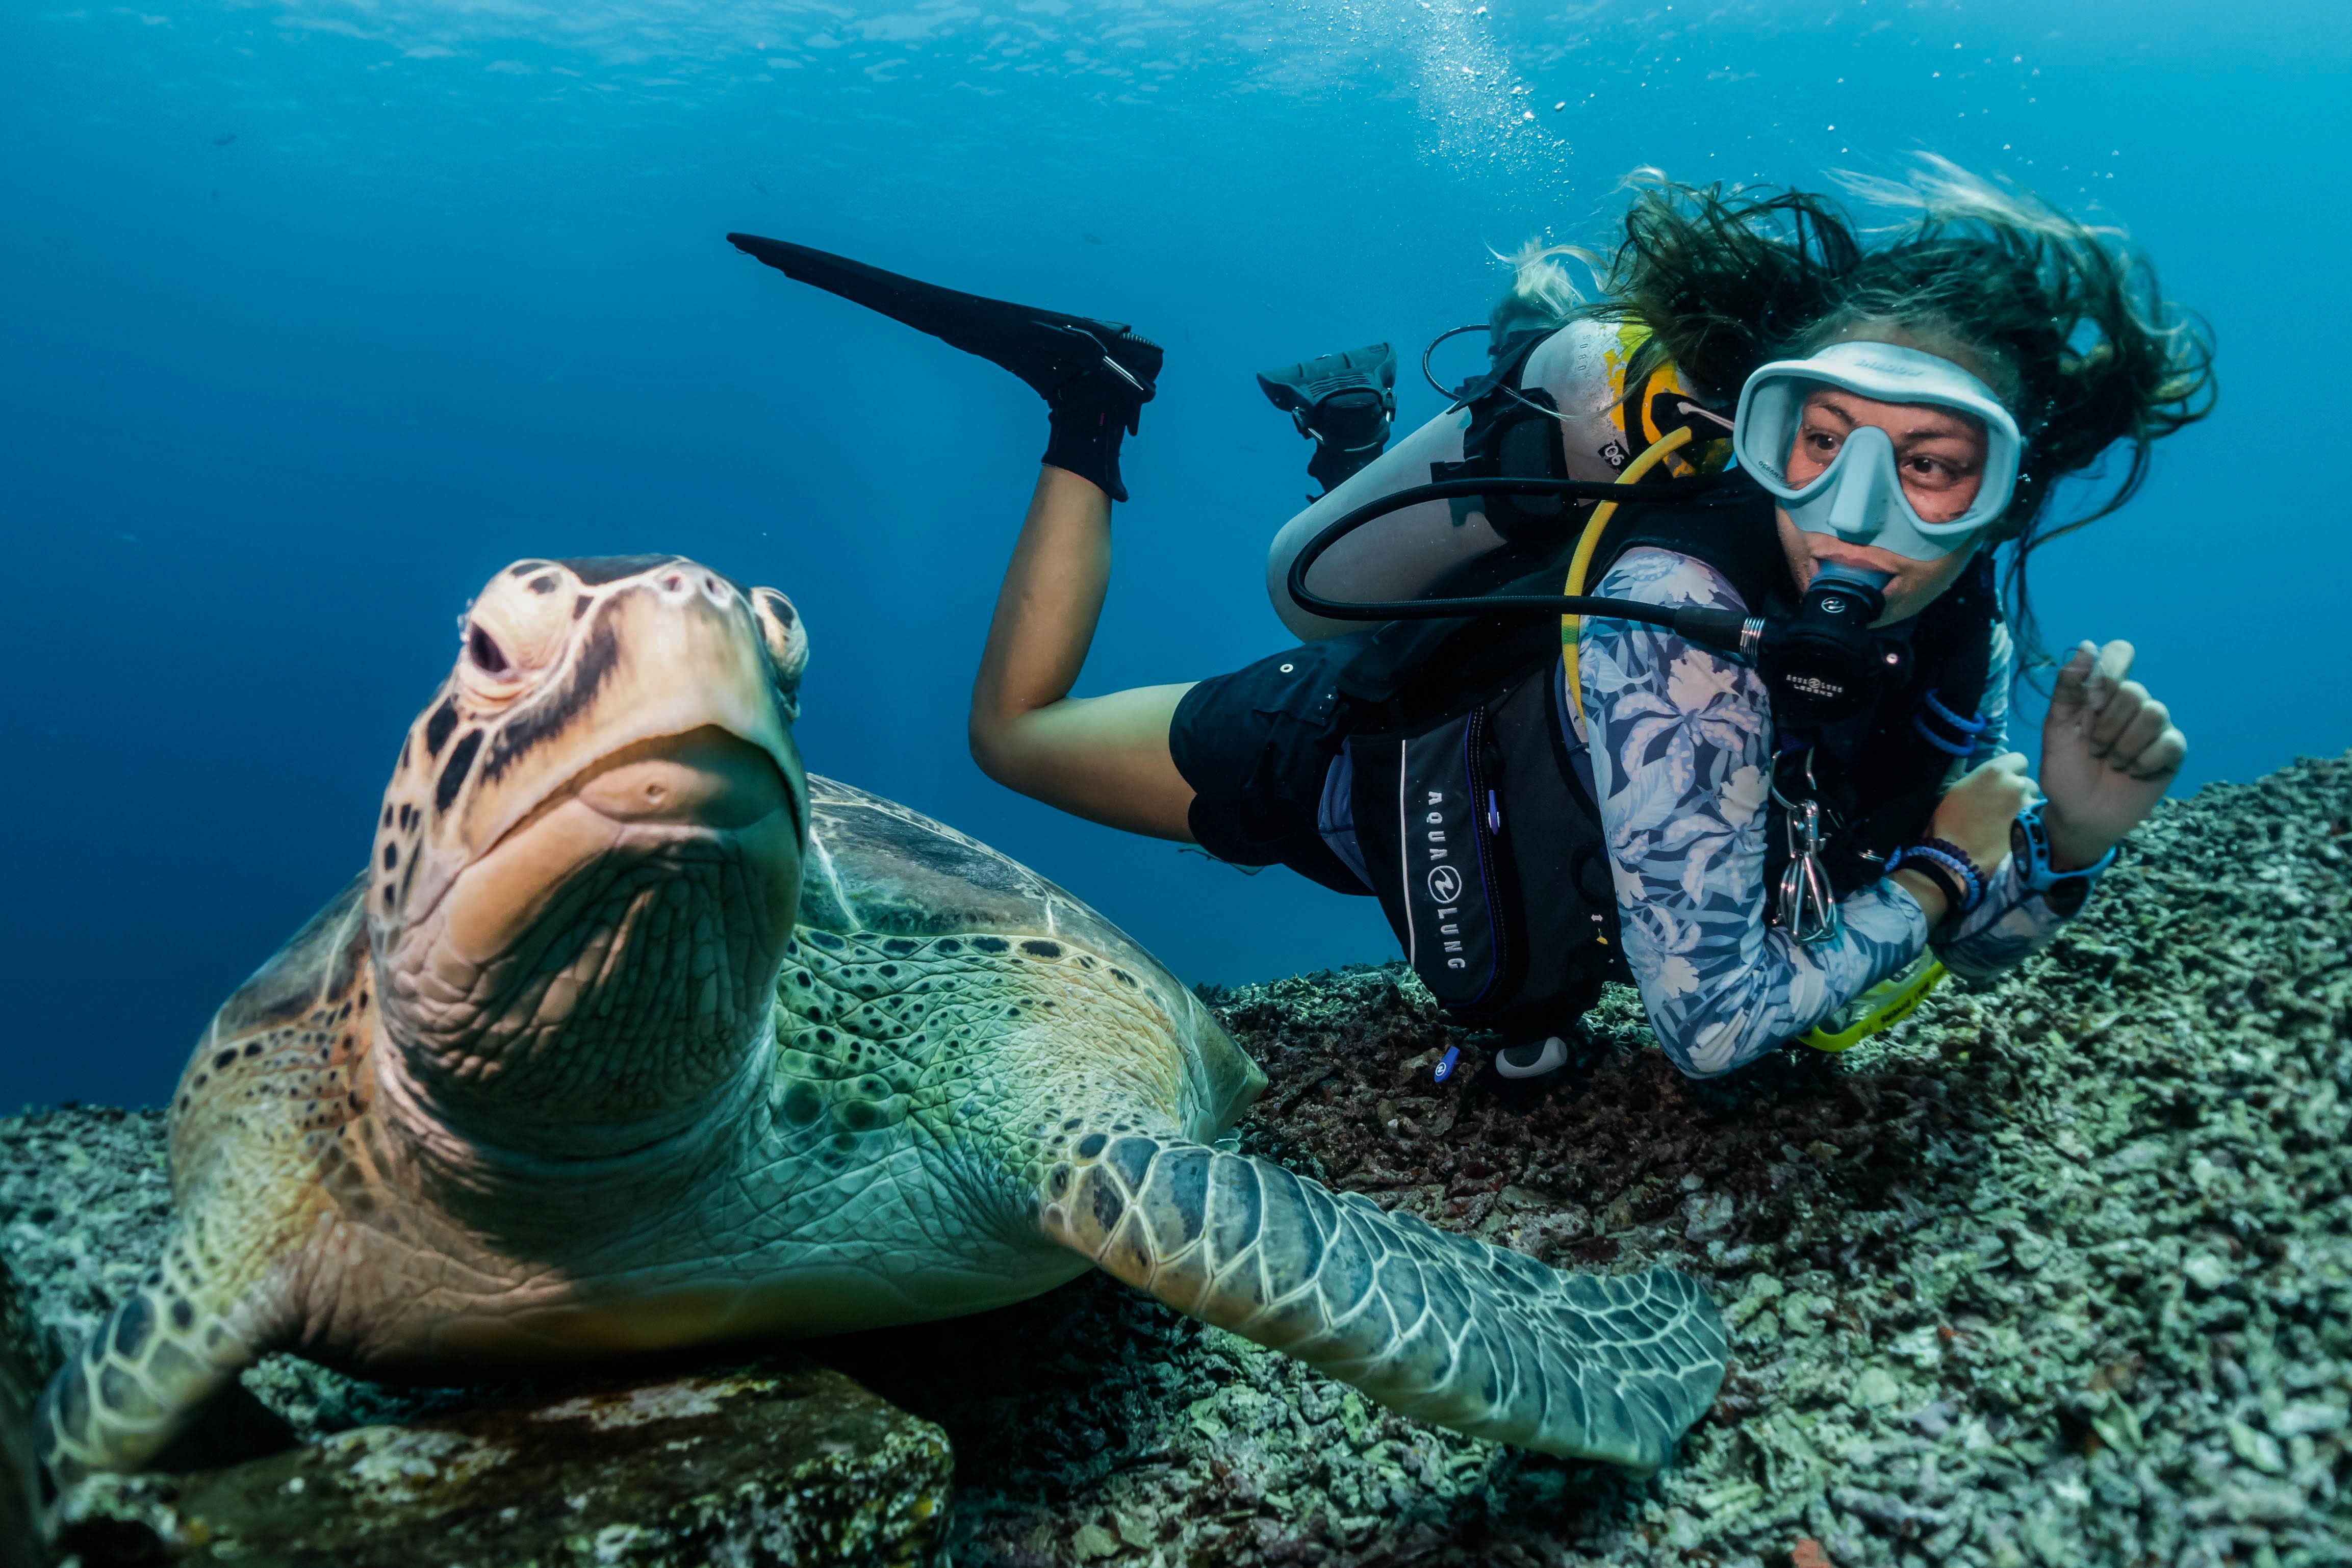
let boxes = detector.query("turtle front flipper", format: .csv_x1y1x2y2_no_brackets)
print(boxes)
34,1243,270,1502
1039,1130,1726,1474
38,877,365,1503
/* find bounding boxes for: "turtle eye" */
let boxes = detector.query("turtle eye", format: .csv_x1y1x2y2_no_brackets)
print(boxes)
467,623,510,676
748,585,813,719
461,560,581,688
749,587,810,705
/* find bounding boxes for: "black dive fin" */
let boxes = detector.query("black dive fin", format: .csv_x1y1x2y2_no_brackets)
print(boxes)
727,233,1162,417
1257,341,1397,495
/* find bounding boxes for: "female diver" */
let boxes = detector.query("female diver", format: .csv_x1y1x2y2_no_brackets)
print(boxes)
728,164,2210,1081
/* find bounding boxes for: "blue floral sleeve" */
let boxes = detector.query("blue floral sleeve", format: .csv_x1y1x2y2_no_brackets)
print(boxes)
1577,550,2077,1075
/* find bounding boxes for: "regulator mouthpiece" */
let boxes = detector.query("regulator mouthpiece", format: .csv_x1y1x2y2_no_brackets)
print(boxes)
1761,561,1908,726
1810,559,1893,603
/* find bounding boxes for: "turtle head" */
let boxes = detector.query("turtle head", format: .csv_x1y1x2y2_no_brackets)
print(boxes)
368,555,810,1154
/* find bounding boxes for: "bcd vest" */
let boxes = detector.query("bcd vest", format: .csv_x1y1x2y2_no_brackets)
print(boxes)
1333,470,2001,1039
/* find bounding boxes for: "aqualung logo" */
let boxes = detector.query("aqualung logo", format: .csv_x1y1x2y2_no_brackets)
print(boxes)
1420,789,1469,970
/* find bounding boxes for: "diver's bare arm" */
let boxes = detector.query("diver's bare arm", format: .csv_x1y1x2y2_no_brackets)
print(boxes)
967,465,1198,839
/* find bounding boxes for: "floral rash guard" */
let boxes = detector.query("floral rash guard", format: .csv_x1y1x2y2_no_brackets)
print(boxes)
1577,547,2073,1078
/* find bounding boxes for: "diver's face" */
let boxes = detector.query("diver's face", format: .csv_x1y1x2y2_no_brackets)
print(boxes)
1776,387,1990,625
1785,387,1989,519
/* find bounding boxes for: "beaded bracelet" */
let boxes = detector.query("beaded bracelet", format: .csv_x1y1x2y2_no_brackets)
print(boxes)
1887,839,1986,919
1889,849,1968,917
1915,837,1987,901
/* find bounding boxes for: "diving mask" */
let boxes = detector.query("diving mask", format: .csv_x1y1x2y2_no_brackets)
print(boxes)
1733,341,2021,561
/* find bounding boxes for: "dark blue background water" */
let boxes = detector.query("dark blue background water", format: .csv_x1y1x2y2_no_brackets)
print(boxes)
3,0,2343,1112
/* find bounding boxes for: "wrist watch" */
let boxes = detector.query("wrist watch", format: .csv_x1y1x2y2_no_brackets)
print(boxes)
2011,804,2117,917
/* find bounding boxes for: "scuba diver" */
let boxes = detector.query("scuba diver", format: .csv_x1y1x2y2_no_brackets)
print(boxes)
727,162,2210,1082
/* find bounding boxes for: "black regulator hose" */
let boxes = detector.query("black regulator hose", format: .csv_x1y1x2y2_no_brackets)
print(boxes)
1282,476,1762,660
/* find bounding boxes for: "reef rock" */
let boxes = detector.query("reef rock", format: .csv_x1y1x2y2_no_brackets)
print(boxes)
43,1361,948,1568
5,755,2350,1567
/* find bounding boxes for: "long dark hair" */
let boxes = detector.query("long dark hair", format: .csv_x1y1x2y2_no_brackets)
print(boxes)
1504,160,2215,670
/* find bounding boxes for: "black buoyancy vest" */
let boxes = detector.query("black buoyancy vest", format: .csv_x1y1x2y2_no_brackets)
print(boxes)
1336,471,2001,1038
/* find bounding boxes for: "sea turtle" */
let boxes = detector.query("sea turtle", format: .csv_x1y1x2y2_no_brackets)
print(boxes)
34,554,1725,1504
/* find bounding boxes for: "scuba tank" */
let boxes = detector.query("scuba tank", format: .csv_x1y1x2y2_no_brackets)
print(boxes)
1264,318,1726,641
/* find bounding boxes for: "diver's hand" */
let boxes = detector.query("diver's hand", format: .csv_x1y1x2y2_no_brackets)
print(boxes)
2039,639,2186,868
1927,751,2035,872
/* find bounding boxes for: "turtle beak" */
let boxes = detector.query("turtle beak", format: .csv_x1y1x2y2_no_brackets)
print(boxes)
569,727,796,838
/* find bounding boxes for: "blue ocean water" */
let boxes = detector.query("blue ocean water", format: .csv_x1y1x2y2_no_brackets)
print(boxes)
1,0,2343,1114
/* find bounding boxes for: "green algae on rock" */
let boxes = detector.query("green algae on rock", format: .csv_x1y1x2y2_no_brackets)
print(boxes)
46,1360,950,1568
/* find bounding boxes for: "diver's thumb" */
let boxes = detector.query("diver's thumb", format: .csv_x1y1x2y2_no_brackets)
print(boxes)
2049,640,2098,714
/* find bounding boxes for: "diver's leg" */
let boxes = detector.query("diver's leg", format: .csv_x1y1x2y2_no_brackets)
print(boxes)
968,465,1197,838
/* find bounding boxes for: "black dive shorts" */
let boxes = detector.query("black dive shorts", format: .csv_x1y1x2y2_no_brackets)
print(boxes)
1168,633,1371,895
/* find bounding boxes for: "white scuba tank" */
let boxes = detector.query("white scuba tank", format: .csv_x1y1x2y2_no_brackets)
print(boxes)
1265,317,1719,640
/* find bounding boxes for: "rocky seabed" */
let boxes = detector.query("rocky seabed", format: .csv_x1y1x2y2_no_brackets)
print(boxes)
4,756,2348,1568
